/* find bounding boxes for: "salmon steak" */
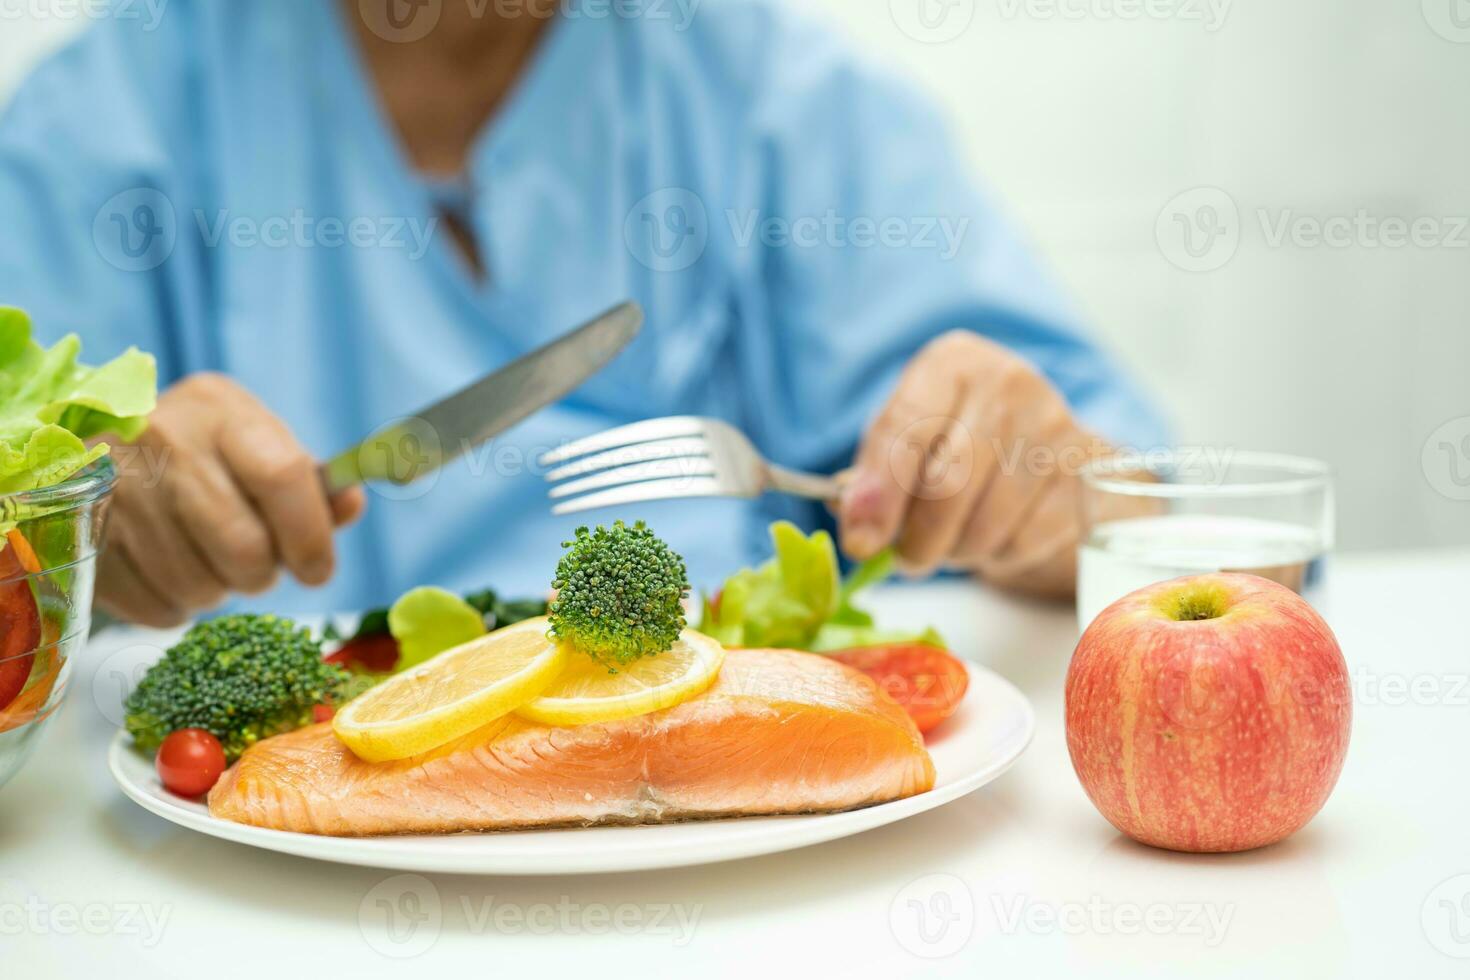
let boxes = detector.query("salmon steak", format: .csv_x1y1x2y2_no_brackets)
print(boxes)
208,648,936,836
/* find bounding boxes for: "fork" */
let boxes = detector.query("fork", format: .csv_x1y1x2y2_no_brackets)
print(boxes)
539,416,843,515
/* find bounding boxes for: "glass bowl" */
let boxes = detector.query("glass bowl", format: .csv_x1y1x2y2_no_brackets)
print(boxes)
0,457,115,791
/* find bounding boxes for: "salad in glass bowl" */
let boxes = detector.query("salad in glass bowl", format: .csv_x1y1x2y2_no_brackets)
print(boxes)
0,308,155,791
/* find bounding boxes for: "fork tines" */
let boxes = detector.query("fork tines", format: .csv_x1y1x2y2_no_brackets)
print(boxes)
539,417,725,516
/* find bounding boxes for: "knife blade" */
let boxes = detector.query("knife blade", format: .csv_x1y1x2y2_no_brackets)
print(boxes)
320,301,642,493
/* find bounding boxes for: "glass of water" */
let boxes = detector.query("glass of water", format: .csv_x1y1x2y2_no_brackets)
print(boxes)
1077,451,1333,629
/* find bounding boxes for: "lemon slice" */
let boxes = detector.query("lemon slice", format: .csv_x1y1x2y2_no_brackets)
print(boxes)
333,617,567,762
516,629,726,727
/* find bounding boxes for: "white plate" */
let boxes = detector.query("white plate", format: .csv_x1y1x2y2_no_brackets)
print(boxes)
109,661,1033,875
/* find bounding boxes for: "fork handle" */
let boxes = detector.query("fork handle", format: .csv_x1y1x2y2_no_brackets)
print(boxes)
767,465,845,501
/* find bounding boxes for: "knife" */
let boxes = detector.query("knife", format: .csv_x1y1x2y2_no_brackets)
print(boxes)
320,302,643,493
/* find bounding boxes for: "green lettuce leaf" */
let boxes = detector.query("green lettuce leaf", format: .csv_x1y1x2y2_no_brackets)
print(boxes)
699,522,944,652
700,521,839,649
0,308,157,498
387,586,488,670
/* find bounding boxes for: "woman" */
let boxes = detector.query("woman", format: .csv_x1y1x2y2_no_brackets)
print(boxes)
0,0,1166,624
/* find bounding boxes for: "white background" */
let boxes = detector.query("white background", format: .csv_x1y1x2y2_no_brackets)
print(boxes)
2,0,1467,550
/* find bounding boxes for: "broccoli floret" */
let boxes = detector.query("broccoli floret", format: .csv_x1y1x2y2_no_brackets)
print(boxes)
548,521,689,669
124,614,348,762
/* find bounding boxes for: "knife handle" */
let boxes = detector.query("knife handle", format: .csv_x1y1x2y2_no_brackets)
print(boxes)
319,418,447,496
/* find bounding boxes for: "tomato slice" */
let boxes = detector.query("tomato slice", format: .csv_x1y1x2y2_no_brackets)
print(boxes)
0,644,60,734
0,533,42,712
826,644,970,734
325,632,400,674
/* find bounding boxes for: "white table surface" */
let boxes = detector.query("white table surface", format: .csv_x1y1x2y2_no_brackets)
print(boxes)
5,549,1468,978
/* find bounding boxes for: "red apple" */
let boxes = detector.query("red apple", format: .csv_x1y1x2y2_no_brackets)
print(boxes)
1065,572,1350,853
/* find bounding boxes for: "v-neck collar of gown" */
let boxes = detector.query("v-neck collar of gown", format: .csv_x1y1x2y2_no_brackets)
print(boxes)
315,2,589,311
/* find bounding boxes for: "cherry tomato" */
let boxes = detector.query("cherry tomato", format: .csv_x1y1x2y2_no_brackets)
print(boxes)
312,703,335,723
0,532,42,712
156,728,227,797
827,644,970,734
